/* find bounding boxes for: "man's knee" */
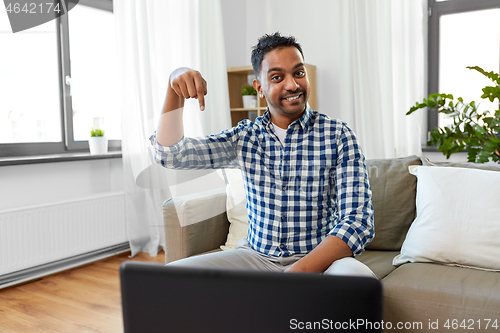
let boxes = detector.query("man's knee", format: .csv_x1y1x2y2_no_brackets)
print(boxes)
324,257,377,279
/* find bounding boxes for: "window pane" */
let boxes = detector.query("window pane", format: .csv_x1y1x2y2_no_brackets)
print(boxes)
68,5,121,141
0,11,62,143
439,9,500,128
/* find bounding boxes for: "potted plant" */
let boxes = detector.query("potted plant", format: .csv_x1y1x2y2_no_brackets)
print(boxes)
242,84,257,108
89,127,108,155
407,66,500,163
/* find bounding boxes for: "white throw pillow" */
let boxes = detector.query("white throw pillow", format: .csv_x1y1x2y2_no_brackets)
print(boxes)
219,169,249,250
393,166,500,271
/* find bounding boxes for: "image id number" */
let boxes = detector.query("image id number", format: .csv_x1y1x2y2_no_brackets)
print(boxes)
6,2,62,14
444,319,498,330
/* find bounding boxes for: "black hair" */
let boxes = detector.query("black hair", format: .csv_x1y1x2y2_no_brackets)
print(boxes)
251,32,304,78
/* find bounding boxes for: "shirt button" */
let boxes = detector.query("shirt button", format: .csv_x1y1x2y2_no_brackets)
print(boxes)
280,244,284,249
282,186,286,191
281,216,286,221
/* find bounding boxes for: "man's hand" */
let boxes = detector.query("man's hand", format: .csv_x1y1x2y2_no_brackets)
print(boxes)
283,235,353,273
156,68,207,146
169,67,208,111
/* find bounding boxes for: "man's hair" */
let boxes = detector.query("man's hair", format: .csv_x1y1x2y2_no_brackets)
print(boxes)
251,32,304,78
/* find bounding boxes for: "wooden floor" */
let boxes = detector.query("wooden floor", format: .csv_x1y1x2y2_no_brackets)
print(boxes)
0,251,165,333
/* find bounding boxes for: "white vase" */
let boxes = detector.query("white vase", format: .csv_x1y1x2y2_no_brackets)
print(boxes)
242,95,257,108
88,136,108,155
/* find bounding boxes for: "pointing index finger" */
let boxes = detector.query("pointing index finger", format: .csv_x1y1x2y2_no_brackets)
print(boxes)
194,73,206,111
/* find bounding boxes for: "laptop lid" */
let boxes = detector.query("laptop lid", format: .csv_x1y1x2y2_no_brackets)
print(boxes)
120,261,383,333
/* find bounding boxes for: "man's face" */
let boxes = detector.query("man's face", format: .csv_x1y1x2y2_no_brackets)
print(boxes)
253,46,310,123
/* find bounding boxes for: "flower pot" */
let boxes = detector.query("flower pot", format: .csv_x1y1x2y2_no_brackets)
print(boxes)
88,136,108,155
242,95,257,109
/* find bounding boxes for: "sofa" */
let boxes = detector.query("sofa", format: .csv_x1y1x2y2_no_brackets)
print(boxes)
162,155,500,332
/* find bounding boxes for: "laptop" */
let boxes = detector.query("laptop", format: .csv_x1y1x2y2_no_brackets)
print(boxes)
120,261,383,333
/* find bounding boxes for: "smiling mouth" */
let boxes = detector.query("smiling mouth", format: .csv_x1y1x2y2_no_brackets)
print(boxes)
283,93,302,101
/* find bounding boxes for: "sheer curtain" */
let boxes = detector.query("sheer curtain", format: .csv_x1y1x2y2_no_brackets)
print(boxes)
338,0,426,159
114,0,231,257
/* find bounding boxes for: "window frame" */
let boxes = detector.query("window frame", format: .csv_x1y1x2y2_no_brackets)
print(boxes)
427,0,500,133
0,0,118,158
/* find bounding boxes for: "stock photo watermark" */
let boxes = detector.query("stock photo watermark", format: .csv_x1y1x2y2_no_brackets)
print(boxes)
3,0,79,33
290,318,499,330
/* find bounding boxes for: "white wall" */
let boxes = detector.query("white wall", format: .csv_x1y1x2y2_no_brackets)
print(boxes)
0,158,124,212
220,0,247,67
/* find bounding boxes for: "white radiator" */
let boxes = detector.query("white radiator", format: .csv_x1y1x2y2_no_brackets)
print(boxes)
0,192,127,276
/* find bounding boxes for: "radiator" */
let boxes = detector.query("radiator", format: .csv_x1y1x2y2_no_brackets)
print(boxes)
0,192,127,276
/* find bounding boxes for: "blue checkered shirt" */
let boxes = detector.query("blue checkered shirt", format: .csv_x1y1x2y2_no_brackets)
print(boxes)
150,107,374,257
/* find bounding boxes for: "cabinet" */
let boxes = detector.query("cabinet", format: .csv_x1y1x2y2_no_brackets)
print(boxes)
227,64,317,127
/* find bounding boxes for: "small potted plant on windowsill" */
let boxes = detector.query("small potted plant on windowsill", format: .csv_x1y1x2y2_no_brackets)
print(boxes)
242,84,257,109
89,127,108,155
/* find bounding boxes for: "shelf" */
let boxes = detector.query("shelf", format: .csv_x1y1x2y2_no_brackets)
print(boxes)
227,66,254,74
230,107,267,112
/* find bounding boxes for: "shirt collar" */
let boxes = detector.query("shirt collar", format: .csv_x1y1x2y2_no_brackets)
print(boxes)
262,105,314,130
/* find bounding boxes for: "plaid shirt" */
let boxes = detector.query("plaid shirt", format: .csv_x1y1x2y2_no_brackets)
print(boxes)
150,107,374,257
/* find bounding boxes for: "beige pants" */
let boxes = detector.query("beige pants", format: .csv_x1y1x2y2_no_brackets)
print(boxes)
168,239,377,279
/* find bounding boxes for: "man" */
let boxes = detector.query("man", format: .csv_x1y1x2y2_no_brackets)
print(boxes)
150,32,375,277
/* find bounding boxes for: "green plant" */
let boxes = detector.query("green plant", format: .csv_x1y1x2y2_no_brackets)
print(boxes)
407,66,500,163
90,127,105,137
241,84,257,96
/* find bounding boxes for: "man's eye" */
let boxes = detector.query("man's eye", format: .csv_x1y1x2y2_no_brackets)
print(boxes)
271,75,281,81
296,70,305,76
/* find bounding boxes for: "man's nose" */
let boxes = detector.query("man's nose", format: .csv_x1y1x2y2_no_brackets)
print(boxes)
284,75,299,91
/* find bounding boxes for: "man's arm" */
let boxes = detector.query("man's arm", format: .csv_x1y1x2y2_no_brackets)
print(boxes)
156,67,207,147
284,235,352,273
151,67,241,170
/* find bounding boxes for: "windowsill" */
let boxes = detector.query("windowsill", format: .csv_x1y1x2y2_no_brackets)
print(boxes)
0,150,122,166
421,145,439,152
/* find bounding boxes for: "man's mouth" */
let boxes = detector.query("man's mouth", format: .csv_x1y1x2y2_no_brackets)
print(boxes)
283,93,302,101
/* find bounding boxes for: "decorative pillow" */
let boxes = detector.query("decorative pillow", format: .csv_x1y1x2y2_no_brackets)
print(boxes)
219,169,249,250
365,155,422,251
393,165,500,271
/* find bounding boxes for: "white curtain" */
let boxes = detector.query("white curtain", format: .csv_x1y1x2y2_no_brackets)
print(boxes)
114,0,231,257
338,0,426,159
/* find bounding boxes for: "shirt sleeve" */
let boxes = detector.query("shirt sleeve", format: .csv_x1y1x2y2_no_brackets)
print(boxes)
328,124,374,257
149,123,245,170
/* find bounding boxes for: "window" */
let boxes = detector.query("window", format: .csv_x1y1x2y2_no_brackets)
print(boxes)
428,0,500,133
0,10,62,149
0,0,119,157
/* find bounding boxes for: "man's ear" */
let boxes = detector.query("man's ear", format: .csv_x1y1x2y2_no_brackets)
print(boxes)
253,79,264,98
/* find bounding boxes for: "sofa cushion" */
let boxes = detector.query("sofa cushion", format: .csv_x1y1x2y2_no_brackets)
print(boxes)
382,263,500,325
219,169,249,250
365,155,421,251
393,165,500,271
355,250,399,280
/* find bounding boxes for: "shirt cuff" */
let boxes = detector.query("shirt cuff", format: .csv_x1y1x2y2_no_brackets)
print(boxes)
328,221,372,257
149,131,185,155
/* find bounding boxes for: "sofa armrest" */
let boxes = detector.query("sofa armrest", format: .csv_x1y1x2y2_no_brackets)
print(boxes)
163,187,229,263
